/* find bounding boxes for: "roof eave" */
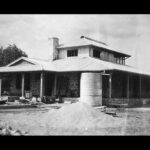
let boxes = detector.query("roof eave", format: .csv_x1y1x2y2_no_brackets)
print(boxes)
58,44,131,58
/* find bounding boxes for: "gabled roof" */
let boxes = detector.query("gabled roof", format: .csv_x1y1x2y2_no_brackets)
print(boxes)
1,56,150,76
57,38,131,57
0,65,43,72
6,57,39,66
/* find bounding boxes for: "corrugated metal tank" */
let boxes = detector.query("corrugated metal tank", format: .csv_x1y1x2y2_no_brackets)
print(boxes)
80,73,102,106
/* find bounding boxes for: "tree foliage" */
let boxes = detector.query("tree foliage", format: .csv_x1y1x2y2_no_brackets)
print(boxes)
0,44,28,67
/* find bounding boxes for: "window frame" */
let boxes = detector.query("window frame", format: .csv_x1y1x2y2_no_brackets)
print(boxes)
67,49,78,57
93,49,101,58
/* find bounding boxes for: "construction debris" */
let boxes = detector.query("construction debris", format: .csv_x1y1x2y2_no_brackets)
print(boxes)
94,106,120,117
103,109,120,117
0,125,28,136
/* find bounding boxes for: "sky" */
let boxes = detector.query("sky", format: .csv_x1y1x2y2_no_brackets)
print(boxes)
0,14,150,71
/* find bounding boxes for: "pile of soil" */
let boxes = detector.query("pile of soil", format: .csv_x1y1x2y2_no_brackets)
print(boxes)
43,102,123,134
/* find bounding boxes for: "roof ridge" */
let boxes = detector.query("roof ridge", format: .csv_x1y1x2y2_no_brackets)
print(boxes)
28,57,50,62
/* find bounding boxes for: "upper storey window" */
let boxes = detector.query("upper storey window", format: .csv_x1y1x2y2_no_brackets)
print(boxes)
93,49,100,58
67,49,78,57
116,57,125,65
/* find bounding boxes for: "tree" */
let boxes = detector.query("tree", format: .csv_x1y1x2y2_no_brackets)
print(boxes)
0,44,28,67
0,47,3,67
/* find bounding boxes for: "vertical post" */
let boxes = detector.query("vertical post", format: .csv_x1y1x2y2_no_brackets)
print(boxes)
40,72,44,98
109,72,112,99
21,73,25,97
139,75,141,99
53,73,57,96
127,74,130,99
0,74,2,97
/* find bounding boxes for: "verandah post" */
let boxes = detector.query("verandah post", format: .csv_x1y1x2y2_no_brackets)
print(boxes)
127,74,130,99
21,73,25,97
139,75,141,99
109,72,112,99
0,74,2,97
40,72,44,98
53,73,57,97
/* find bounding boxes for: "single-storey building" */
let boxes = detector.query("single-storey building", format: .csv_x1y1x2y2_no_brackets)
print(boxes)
0,36,150,107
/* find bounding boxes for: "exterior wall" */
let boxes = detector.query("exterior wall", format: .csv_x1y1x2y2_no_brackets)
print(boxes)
58,49,67,59
111,71,127,98
8,73,41,97
103,98,150,107
108,53,116,62
9,74,21,96
78,47,90,57
90,48,116,63
89,47,93,57
8,72,80,98
100,51,116,62
100,51,108,61
58,47,90,59
62,97,80,103
56,72,80,97
58,46,117,63
68,73,80,94
30,73,40,97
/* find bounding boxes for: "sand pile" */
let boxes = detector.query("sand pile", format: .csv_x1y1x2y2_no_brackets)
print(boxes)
43,102,123,132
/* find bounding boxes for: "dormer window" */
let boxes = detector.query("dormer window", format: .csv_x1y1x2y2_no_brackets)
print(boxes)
67,49,78,57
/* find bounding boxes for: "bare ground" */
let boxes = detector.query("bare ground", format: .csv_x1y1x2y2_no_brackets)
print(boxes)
0,102,150,135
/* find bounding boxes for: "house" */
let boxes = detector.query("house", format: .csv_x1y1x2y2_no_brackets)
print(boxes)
0,36,150,107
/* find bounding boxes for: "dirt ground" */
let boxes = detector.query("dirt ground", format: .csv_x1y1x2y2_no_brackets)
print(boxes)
0,102,150,135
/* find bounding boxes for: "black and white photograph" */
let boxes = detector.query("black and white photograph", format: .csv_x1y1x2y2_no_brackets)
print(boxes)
0,14,150,136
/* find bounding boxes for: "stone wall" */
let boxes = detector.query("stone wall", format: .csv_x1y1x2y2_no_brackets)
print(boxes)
30,73,40,97
9,74,21,96
56,72,80,97
68,73,80,97
7,72,80,98
8,73,41,97
103,98,150,107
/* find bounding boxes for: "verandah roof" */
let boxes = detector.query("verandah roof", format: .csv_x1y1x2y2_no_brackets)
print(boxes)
0,65,43,72
0,57,150,76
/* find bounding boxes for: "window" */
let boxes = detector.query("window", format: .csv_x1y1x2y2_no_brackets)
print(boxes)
123,57,125,65
67,49,78,57
115,57,125,65
93,50,100,58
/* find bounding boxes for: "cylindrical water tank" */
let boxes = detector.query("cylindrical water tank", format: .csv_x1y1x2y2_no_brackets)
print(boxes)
80,72,102,106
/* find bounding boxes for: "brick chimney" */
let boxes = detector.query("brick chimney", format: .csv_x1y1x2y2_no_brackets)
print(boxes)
48,37,59,60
